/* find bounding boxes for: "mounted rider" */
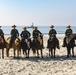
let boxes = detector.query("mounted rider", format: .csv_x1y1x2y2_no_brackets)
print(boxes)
10,25,19,47
20,26,31,48
62,25,74,47
47,25,60,49
0,26,6,46
32,26,44,48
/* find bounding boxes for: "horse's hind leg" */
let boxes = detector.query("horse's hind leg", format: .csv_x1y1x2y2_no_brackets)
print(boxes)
54,48,56,58
2,49,4,59
49,48,50,57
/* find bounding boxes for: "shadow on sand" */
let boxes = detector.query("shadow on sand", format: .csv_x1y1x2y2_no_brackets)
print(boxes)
8,55,76,62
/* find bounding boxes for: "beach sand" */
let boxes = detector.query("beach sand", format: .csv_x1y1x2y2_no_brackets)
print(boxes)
0,36,76,75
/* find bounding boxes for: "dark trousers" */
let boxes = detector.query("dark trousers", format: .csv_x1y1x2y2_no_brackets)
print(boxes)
10,36,17,47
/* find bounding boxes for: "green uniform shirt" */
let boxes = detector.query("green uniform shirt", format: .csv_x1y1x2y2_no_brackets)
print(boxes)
32,30,42,37
48,29,57,37
20,30,31,38
0,29,4,35
11,29,19,36
65,29,73,36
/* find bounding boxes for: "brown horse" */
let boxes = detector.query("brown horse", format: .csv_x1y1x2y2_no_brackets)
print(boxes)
5,37,21,58
32,35,43,58
0,36,5,59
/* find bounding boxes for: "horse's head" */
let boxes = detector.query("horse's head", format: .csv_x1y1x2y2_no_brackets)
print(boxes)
15,38,21,46
0,36,3,44
37,35,42,45
49,34,56,41
66,35,75,46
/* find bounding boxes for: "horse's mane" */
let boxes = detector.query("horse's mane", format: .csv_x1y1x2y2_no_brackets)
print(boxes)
5,37,10,44
0,36,3,43
14,38,20,46
37,36,42,45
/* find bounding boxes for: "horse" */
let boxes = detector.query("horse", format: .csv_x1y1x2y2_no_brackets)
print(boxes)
31,35,43,58
5,37,21,58
21,38,31,58
0,36,5,59
65,34,76,57
48,34,59,58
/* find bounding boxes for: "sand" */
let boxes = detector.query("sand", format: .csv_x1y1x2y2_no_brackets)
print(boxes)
0,36,76,75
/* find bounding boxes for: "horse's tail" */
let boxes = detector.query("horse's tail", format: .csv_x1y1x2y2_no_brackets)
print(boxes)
32,48,36,54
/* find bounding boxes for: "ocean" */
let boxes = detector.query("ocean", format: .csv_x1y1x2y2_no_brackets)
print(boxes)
1,26,76,37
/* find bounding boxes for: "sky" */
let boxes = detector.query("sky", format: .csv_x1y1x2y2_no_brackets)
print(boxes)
0,0,76,26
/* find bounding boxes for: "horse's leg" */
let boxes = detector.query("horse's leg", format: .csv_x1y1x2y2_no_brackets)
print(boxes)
14,49,15,58
54,48,56,58
6,48,9,57
72,47,74,57
41,49,43,58
32,48,36,57
37,50,39,58
19,49,21,55
67,47,69,57
2,49,4,59
51,48,53,58
49,48,50,57
67,47,70,57
22,48,24,54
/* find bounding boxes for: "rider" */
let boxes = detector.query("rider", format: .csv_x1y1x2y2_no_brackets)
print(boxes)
10,25,19,47
47,25,60,49
32,26,44,48
20,26,31,48
62,25,73,47
0,26,6,46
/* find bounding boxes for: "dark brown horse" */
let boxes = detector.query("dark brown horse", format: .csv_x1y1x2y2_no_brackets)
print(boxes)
48,34,59,58
0,36,5,59
32,35,43,58
5,37,21,58
65,34,76,57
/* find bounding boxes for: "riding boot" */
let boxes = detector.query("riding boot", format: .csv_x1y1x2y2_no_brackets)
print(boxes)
56,38,60,49
62,37,66,47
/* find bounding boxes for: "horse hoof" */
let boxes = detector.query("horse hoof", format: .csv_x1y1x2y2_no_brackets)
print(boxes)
54,56,56,58
41,56,43,58
37,57,39,58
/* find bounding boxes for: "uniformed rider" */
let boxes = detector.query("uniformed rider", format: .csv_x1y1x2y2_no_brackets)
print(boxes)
10,25,19,47
20,26,31,48
32,26,44,48
62,25,73,47
0,26,6,46
47,25,60,49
